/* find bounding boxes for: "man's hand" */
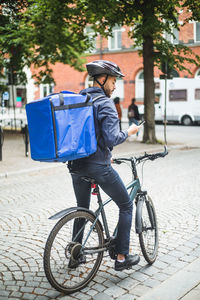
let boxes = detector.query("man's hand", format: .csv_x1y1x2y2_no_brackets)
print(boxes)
127,123,142,136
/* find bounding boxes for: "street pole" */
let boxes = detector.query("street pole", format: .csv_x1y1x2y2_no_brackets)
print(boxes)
24,124,29,157
0,126,3,161
164,62,167,145
10,66,17,131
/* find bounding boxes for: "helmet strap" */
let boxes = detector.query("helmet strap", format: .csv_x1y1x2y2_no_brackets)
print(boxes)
94,75,108,87
102,74,109,86
94,74,108,95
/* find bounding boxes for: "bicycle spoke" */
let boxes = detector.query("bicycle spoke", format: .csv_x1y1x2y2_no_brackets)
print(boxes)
44,211,104,294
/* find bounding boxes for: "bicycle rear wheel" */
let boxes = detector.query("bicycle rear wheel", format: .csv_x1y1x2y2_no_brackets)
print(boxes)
137,195,158,264
44,211,104,294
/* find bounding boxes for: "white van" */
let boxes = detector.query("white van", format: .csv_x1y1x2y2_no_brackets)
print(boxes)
139,78,200,125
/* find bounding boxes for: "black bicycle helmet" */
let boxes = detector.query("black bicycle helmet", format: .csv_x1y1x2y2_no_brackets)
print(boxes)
86,60,125,78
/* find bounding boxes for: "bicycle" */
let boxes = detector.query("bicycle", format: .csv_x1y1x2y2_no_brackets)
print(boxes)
43,147,168,294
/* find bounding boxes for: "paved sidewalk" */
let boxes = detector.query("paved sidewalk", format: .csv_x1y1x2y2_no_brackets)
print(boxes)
181,283,200,300
0,129,168,177
0,130,58,177
0,125,200,300
0,124,196,177
139,257,200,300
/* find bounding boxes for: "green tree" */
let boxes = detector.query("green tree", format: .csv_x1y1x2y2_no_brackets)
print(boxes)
76,0,200,143
0,0,92,86
0,0,29,93
1,0,200,143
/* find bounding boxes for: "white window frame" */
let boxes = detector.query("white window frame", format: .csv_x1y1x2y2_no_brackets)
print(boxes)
169,89,187,102
165,27,179,44
111,77,124,100
194,22,200,42
135,70,144,101
195,68,200,78
163,18,179,45
85,75,93,88
108,26,123,50
88,32,96,53
195,89,200,100
40,83,54,98
85,27,96,53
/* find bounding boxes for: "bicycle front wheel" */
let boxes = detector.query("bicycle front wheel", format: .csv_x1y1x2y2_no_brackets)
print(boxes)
137,195,158,264
44,210,104,294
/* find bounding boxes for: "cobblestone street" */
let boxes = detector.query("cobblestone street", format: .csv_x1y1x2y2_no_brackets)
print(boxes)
0,141,200,299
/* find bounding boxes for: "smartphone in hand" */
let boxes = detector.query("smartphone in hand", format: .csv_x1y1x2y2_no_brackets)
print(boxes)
139,120,145,126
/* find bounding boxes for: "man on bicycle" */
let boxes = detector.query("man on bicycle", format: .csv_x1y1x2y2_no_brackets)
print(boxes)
69,60,140,271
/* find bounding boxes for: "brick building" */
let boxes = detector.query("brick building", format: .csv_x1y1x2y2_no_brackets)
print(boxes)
31,19,200,110
2,19,200,113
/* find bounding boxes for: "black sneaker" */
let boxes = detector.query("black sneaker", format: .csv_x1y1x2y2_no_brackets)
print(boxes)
68,255,86,269
115,254,140,271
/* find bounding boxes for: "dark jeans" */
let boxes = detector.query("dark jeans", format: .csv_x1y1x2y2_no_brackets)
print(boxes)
71,163,133,255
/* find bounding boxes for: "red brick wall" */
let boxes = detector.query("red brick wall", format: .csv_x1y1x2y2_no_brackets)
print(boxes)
32,17,200,109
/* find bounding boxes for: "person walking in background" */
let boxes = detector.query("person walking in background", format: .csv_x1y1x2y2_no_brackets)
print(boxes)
128,98,141,136
114,97,122,131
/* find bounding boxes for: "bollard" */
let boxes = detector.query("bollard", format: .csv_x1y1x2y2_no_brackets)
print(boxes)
0,126,3,161
24,124,29,157
22,124,29,157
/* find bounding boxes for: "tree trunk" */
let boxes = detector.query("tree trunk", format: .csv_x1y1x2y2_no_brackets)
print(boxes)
142,36,157,143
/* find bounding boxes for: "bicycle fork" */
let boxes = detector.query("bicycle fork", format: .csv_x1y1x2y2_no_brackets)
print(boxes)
135,191,155,234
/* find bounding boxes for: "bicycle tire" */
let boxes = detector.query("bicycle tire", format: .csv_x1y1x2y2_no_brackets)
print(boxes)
43,210,104,294
137,195,158,264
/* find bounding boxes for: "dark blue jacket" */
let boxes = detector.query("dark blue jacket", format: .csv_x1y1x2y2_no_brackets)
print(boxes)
79,87,128,165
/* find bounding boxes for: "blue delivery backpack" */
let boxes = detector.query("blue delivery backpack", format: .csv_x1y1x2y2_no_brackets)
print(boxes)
26,91,102,162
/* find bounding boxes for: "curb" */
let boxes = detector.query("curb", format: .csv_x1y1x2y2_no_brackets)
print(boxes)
0,144,198,179
139,257,200,300
0,163,63,179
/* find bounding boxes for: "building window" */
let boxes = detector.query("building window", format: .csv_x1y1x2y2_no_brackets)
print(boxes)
171,69,179,77
85,75,93,88
195,69,200,78
108,26,122,50
138,71,144,80
111,78,124,100
165,27,179,44
169,89,187,101
135,70,144,101
195,22,200,42
43,86,47,97
195,89,200,100
16,88,27,107
85,26,96,53
40,84,54,98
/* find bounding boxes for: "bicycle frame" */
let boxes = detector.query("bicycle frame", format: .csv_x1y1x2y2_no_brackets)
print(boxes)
44,147,167,296
49,147,167,256
49,170,142,255
89,176,141,243
71,177,141,256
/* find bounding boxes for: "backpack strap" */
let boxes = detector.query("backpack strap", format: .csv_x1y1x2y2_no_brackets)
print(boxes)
59,93,64,106
89,95,105,145
92,95,105,102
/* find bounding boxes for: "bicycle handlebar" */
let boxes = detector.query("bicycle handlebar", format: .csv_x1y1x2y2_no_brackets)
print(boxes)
113,146,168,165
